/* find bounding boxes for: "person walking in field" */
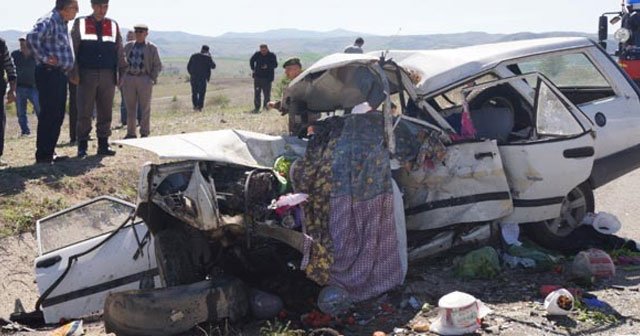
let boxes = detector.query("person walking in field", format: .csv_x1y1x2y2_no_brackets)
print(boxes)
70,0,126,158
11,36,40,136
122,24,162,139
187,45,216,111
250,44,277,113
27,0,79,164
0,37,17,166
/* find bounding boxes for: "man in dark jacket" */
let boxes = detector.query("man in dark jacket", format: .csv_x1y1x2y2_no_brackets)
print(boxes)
0,37,17,166
187,45,216,111
12,37,40,136
250,44,277,113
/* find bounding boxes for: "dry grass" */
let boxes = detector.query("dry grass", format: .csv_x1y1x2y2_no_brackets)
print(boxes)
0,76,288,237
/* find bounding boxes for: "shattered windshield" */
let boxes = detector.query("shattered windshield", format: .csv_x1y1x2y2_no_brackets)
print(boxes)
38,198,135,254
430,74,499,111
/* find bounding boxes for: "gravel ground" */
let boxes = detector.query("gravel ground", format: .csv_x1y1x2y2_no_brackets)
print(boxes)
2,170,640,336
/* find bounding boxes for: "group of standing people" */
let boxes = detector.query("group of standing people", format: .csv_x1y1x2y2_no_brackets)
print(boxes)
0,0,162,165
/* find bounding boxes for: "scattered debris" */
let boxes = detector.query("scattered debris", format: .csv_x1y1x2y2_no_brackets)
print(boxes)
50,320,84,336
506,245,559,271
571,249,616,281
317,286,351,316
581,212,622,235
430,291,492,335
544,288,574,315
251,289,284,320
454,246,501,279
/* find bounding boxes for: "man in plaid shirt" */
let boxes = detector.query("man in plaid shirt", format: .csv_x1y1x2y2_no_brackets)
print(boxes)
26,0,79,164
0,37,17,166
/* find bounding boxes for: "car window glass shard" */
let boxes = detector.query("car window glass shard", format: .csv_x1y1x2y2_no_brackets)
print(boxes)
536,81,584,136
37,197,135,255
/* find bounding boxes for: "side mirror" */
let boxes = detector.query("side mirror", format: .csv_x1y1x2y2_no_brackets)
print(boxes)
598,15,609,42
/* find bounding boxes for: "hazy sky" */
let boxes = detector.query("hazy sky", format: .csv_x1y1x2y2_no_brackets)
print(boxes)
0,0,624,36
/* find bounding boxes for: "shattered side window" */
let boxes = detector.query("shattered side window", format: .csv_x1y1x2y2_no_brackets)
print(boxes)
536,82,584,136
431,74,498,110
38,198,134,254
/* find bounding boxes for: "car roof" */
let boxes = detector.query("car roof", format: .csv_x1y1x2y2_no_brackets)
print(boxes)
375,37,596,96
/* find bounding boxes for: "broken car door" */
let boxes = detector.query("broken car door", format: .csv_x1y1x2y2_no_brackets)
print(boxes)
494,75,596,224
34,196,158,324
395,119,513,231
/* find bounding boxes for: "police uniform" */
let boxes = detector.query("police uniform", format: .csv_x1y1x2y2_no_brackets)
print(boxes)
70,0,126,156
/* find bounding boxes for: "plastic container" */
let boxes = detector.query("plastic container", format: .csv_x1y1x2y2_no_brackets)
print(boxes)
544,288,574,315
317,286,351,316
430,291,491,335
571,248,616,280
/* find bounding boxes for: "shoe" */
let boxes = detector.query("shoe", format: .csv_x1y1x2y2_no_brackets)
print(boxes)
140,134,148,138
77,140,88,158
52,153,69,162
97,137,116,156
123,134,137,140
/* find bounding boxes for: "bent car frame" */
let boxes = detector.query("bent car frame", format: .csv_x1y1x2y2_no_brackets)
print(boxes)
24,37,640,334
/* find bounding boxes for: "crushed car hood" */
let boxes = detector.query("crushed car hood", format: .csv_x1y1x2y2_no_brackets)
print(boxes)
114,129,307,168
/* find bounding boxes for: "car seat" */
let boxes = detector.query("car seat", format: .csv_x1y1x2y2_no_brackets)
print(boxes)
469,107,515,144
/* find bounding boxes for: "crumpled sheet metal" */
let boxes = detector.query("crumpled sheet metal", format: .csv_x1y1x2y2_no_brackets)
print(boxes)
398,140,513,230
104,277,248,336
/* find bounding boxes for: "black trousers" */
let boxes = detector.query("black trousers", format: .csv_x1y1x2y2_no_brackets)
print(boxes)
253,77,272,110
0,89,5,157
190,78,207,109
35,65,68,161
68,82,77,142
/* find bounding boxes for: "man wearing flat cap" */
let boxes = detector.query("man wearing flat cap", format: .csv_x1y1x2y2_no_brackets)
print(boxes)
122,24,162,138
70,0,126,157
268,57,316,135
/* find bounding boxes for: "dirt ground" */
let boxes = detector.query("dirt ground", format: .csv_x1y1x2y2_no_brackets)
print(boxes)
2,77,640,335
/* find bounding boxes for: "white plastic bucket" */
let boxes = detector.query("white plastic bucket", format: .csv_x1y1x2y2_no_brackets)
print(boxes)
430,291,491,335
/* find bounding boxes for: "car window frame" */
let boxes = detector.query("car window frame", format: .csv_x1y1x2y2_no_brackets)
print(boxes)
36,196,138,256
502,48,620,107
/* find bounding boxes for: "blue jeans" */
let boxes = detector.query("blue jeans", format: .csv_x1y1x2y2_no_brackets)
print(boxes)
16,86,40,135
120,90,141,125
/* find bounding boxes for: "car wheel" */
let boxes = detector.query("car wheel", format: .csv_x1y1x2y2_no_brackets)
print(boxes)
524,182,596,253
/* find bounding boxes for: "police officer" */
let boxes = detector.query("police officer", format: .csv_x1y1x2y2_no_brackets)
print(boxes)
70,0,126,157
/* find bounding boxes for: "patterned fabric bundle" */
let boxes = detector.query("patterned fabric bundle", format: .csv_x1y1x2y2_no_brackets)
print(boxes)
292,113,404,302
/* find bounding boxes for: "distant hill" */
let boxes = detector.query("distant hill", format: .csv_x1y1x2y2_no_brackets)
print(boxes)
218,28,367,39
1,28,603,60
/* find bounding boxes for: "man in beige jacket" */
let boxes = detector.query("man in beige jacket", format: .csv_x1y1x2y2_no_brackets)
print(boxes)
122,24,162,138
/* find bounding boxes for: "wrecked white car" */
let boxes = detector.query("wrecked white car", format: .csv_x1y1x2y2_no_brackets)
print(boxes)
22,37,640,335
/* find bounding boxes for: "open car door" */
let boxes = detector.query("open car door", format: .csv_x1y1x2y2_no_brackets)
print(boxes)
34,196,158,324
469,74,596,225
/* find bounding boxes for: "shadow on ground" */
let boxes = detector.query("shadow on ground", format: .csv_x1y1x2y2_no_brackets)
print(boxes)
0,155,107,197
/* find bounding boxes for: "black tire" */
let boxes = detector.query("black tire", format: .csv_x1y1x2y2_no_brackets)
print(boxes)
524,182,598,253
153,224,212,287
